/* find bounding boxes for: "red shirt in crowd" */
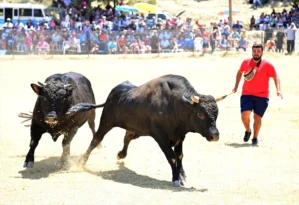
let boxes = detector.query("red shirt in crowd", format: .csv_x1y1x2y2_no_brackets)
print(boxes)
239,58,277,98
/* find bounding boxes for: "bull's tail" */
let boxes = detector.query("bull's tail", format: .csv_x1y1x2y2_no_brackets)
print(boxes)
18,112,32,127
66,103,106,115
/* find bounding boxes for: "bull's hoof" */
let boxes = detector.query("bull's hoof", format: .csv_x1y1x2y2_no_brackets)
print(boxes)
23,161,34,168
173,180,184,187
77,156,87,167
56,160,70,170
117,151,126,160
179,173,187,184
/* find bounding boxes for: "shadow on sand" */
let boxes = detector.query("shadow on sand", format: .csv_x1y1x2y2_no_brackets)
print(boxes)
225,143,255,148
18,156,79,179
87,162,208,192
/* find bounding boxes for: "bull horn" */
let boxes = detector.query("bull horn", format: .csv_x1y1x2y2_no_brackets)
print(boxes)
216,92,233,102
37,81,46,87
64,84,73,89
191,95,200,103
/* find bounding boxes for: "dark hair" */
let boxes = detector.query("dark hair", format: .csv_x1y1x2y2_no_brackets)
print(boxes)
252,43,263,51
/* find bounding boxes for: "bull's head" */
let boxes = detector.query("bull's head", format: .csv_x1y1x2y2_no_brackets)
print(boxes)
182,93,227,142
31,81,77,127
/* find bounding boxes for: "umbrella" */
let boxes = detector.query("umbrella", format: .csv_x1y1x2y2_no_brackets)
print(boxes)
134,3,161,13
115,5,139,13
218,10,240,16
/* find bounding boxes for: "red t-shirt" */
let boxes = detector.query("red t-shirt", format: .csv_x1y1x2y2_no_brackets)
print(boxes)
239,58,277,98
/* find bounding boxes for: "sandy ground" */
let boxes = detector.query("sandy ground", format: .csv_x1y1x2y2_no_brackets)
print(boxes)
0,52,299,205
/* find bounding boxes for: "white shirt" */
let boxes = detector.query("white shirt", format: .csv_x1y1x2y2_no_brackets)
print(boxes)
3,22,13,28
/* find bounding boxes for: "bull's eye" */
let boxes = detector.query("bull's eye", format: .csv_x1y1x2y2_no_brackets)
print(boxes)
197,113,205,120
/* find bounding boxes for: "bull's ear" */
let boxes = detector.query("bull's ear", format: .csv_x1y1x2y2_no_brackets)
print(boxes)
31,84,43,95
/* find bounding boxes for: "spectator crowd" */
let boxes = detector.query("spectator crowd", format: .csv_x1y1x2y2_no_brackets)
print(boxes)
0,1,298,55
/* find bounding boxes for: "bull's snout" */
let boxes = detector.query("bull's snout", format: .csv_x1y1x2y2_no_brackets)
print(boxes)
45,111,58,125
207,128,219,142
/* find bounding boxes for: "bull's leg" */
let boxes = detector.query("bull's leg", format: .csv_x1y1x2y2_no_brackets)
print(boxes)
24,124,46,168
78,125,112,166
57,129,77,169
174,142,186,185
117,130,140,160
87,110,96,135
155,138,181,187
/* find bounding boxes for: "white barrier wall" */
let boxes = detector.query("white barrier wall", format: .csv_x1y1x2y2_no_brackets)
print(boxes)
295,30,299,53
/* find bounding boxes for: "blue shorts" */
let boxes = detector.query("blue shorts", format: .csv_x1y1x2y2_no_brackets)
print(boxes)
241,95,269,117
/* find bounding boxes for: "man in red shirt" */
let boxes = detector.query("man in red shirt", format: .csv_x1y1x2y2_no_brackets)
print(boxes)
232,44,283,145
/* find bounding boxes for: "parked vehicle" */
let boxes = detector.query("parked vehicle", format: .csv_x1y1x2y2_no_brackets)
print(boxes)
0,2,51,29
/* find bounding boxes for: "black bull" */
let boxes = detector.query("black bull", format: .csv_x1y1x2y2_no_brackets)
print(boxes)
23,72,98,168
67,74,228,187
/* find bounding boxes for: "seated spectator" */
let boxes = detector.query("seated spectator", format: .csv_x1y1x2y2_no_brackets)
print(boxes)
253,0,261,9
78,30,87,51
130,39,140,54
177,36,187,50
139,40,151,54
108,38,117,54
170,37,179,52
16,32,26,52
218,35,230,50
228,29,241,47
51,30,62,51
160,36,171,50
193,36,203,52
266,39,276,52
63,31,81,55
236,35,248,51
36,36,50,55
117,35,127,54
98,39,109,54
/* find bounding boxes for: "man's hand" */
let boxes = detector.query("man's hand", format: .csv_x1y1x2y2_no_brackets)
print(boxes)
232,86,238,93
277,90,283,99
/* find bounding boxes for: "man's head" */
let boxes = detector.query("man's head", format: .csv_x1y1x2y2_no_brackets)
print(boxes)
252,43,263,61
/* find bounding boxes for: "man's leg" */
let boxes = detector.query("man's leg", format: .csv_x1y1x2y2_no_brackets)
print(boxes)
253,113,262,139
252,97,269,145
241,111,251,132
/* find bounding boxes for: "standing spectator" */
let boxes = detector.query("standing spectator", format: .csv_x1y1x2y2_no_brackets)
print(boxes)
275,26,285,53
25,30,33,53
210,22,218,53
51,30,62,51
201,27,209,56
232,20,243,34
150,30,160,53
285,22,297,55
264,24,273,45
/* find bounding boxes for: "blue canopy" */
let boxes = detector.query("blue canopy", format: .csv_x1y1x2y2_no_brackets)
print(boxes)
115,5,138,13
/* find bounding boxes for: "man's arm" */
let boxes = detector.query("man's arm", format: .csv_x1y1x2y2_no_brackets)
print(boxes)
233,70,243,93
273,75,283,99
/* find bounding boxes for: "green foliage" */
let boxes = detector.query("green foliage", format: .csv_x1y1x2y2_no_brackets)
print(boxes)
147,0,157,5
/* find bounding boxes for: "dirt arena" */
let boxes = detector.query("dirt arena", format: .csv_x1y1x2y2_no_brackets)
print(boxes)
0,52,298,205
